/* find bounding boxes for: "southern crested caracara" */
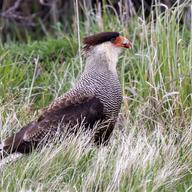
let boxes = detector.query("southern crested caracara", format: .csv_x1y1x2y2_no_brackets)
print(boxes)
0,32,131,158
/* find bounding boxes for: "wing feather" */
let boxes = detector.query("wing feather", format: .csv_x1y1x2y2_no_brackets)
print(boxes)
23,95,104,142
1,92,105,157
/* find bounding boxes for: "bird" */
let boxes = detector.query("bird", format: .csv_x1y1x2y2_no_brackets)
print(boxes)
0,32,132,158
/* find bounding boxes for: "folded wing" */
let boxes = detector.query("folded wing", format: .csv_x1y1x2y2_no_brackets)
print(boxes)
1,94,105,157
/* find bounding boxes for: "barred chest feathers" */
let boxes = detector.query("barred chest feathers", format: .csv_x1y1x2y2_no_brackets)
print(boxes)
75,70,122,118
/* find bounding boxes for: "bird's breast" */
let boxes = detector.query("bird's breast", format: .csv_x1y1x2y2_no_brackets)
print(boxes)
91,72,122,118
76,71,122,118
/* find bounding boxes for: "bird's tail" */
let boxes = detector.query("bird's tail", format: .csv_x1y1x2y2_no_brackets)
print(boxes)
0,127,34,159
0,134,22,159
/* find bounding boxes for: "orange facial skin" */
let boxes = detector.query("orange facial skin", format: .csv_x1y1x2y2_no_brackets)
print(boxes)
113,36,132,48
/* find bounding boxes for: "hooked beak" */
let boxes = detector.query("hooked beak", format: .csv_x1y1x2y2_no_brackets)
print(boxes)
112,36,132,49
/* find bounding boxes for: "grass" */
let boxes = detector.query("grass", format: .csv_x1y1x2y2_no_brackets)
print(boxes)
0,2,192,192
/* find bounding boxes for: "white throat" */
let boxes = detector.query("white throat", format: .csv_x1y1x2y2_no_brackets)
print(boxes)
84,42,122,73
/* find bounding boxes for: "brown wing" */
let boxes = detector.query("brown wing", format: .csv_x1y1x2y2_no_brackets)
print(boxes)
1,95,105,157
24,95,105,141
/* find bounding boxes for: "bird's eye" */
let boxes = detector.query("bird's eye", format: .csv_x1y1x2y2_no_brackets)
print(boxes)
110,38,116,43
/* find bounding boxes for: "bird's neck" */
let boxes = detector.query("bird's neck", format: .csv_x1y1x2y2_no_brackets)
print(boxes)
84,42,122,74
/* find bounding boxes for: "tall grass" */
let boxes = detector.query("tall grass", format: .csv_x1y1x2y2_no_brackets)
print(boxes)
0,1,192,191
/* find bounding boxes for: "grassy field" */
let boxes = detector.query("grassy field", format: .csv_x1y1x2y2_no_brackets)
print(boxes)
0,3,192,192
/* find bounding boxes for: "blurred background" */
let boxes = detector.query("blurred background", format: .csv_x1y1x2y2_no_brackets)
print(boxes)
0,0,191,42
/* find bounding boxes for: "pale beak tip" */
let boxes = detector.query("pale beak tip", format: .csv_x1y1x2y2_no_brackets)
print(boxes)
125,40,132,48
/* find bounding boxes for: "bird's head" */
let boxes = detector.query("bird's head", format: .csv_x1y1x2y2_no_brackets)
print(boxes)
83,32,132,73
83,32,132,52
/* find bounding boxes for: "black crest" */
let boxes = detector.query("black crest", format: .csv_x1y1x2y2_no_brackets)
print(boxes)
83,32,120,51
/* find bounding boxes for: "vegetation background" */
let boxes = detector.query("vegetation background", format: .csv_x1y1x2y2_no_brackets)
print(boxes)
0,0,192,191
